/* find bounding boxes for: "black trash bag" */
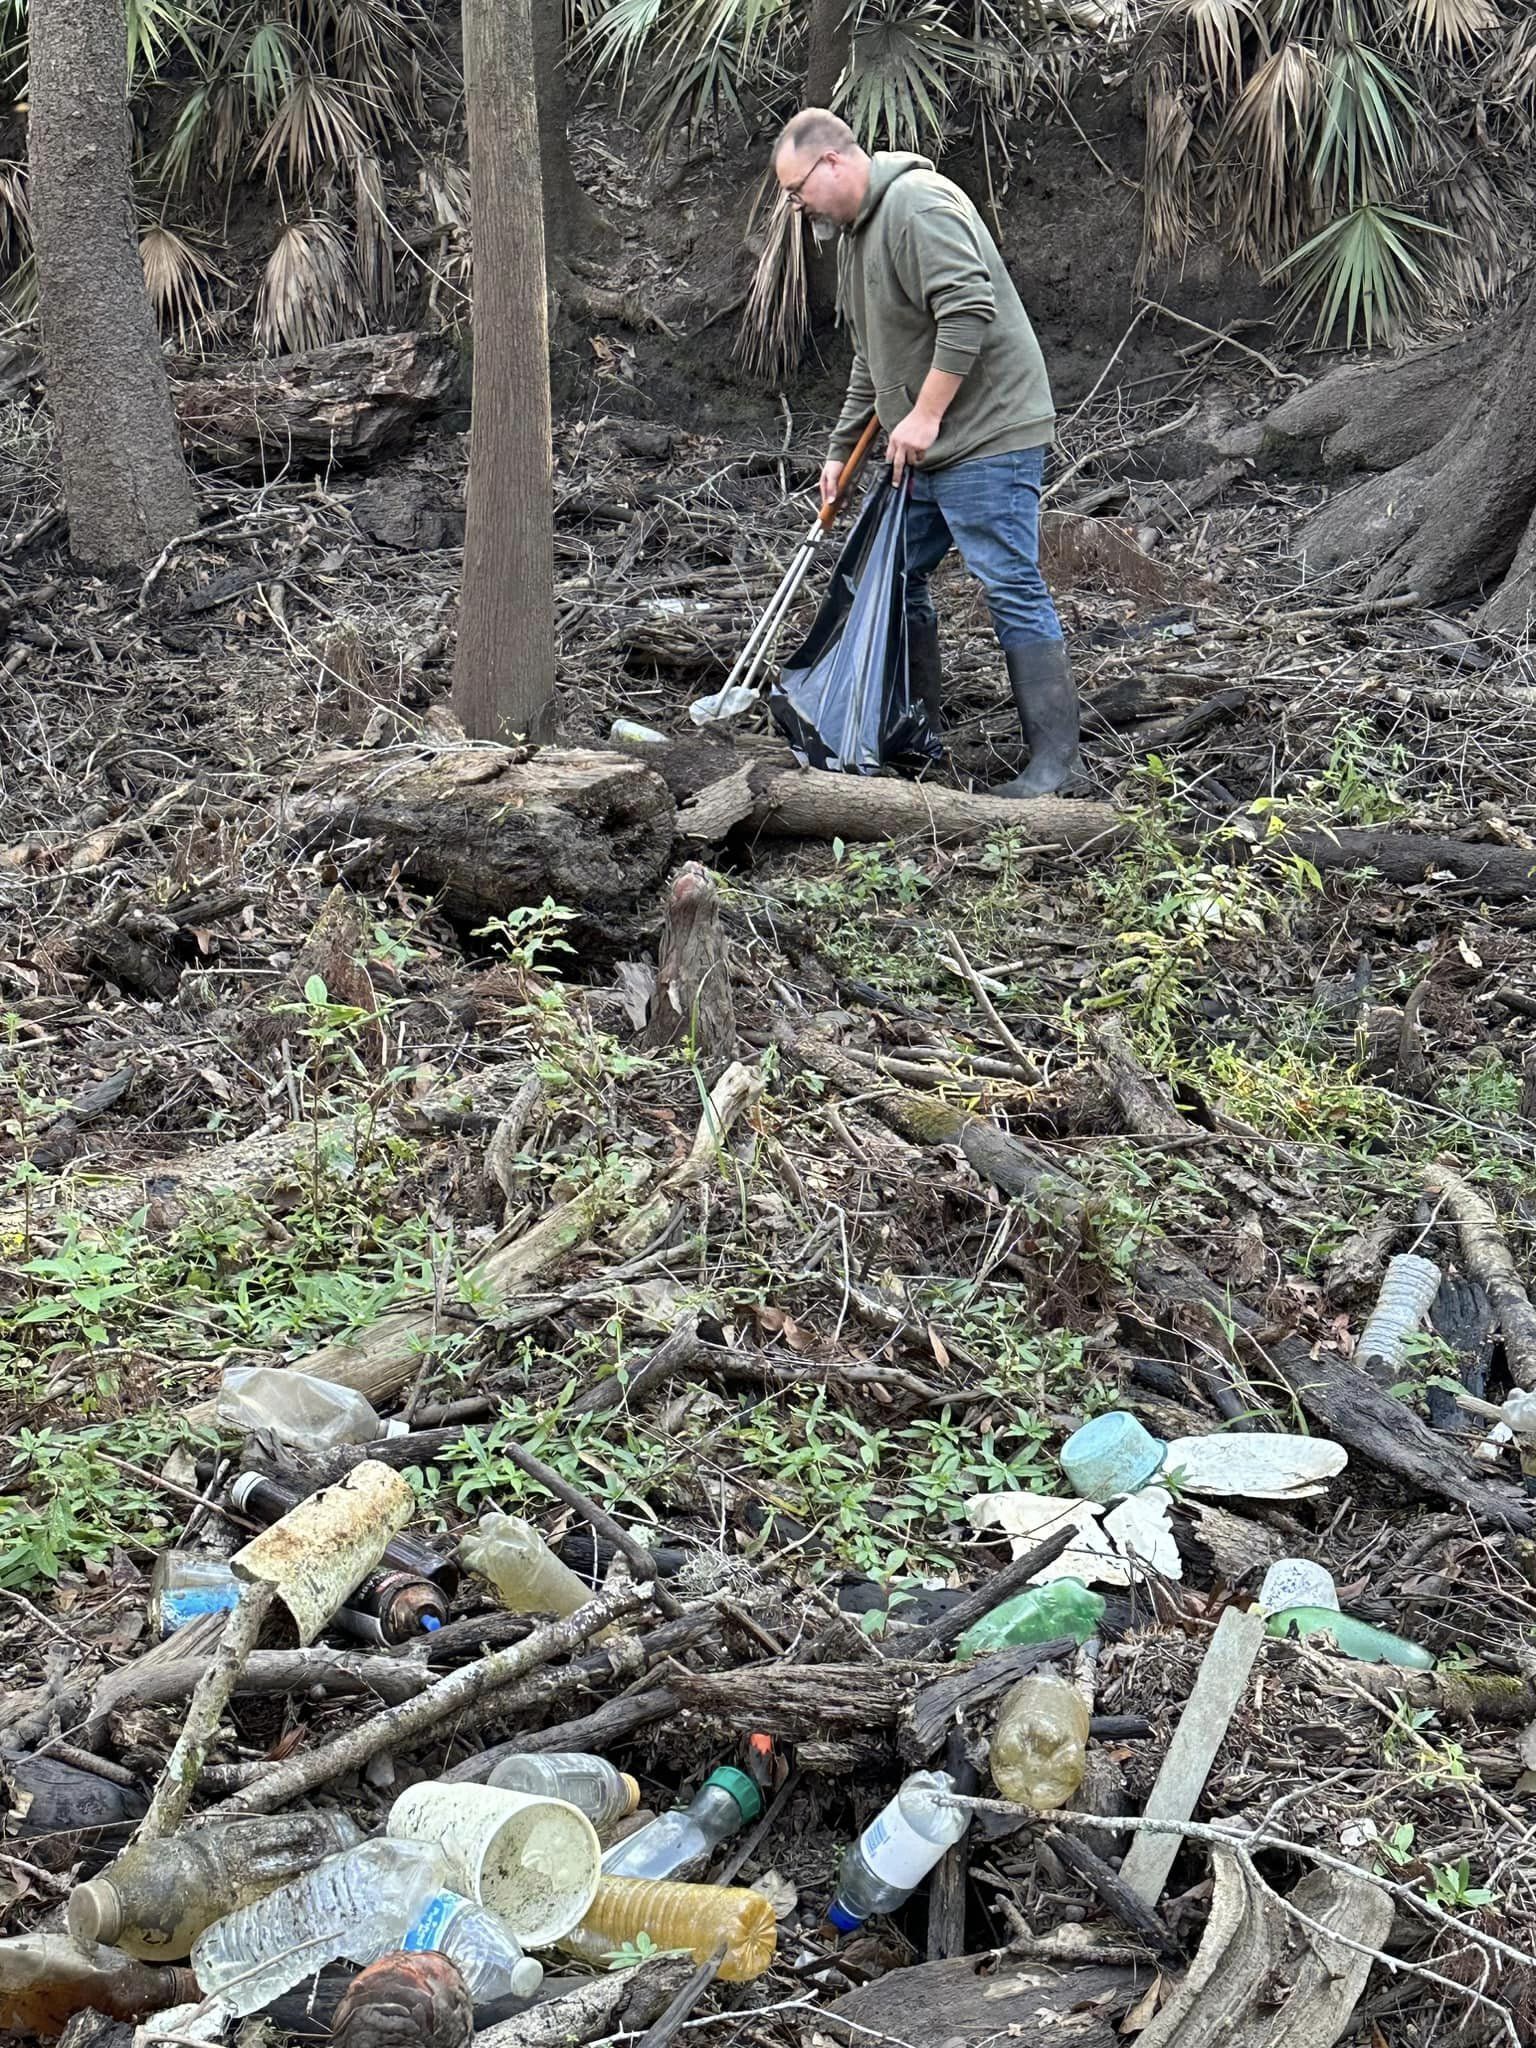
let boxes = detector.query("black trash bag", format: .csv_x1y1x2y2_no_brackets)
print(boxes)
770,477,941,774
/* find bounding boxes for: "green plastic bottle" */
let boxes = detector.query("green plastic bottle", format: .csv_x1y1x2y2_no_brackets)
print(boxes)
953,1578,1105,1662
1266,1607,1434,1670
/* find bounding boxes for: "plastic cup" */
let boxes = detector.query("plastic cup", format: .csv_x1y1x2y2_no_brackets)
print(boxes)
1060,1412,1166,1502
387,1782,601,1947
1259,1558,1339,1614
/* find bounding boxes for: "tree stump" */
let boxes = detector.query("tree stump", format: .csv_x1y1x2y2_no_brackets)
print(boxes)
643,862,736,1061
290,745,676,944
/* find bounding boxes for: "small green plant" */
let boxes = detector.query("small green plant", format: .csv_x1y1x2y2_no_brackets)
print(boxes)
1304,716,1410,826
603,1931,690,1970
1440,1053,1523,1119
1424,1857,1499,1912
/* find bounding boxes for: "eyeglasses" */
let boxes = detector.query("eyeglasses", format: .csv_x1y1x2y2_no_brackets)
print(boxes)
782,151,832,210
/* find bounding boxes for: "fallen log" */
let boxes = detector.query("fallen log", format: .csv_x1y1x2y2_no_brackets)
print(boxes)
1422,1158,1536,1390
171,331,456,473
825,1956,1145,2048
289,744,676,940
1266,823,1536,900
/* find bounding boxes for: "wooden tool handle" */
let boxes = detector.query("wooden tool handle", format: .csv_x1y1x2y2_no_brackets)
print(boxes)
818,414,880,530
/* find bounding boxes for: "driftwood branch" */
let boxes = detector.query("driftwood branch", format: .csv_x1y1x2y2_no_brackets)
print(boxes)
1423,1158,1536,1390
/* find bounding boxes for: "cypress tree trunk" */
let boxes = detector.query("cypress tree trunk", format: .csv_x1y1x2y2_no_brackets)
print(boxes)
26,0,197,569
452,0,556,741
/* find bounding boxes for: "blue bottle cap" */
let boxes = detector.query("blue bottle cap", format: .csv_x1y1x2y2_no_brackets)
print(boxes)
826,1900,864,1933
421,1614,442,1631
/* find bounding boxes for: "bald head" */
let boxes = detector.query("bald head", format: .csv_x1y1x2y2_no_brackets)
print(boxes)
773,107,868,226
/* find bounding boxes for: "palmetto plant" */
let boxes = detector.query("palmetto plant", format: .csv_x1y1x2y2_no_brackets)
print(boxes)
1142,0,1531,343
0,0,433,352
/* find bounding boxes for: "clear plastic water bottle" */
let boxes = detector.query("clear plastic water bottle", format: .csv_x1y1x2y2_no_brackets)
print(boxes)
1356,1254,1442,1375
458,1513,594,1617
486,1752,640,1828
216,1366,407,1453
989,1675,1089,1811
400,1893,542,2001
827,1771,970,1931
601,1767,761,1879
191,1839,448,2014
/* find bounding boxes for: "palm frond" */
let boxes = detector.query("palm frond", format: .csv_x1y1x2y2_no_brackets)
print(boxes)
352,152,396,320
1487,12,1536,115
251,67,368,185
1276,199,1447,346
160,69,251,189
1163,0,1261,100
243,19,301,122
844,0,983,151
577,0,793,144
1309,35,1413,208
1401,0,1500,59
320,0,423,123
255,215,363,352
124,0,204,80
1214,38,1322,261
418,162,471,327
0,160,28,272
1424,151,1513,309
1135,62,1194,287
139,223,225,348
735,179,808,382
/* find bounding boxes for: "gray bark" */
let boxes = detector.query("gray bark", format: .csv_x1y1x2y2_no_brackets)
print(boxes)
26,0,196,568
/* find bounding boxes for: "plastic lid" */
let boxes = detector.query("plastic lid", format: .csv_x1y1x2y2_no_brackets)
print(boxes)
67,1878,120,1947
1060,1411,1166,1502
706,1765,763,1821
826,1899,864,1933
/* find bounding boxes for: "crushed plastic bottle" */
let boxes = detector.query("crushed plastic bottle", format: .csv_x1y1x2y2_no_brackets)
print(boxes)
952,1579,1106,1663
827,1771,970,1931
1265,1606,1434,1670
69,1811,364,1960
191,1838,449,2014
399,1893,542,2001
1356,1254,1443,1377
458,1512,595,1618
216,1366,408,1453
601,1767,761,1879
485,1752,640,1828
0,1934,198,2036
149,1553,242,1638
229,1470,459,1592
563,1878,777,1982
989,1674,1090,1811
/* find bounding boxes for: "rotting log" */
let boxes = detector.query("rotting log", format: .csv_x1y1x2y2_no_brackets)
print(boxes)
643,862,736,1060
171,332,456,474
825,1956,1146,2048
290,745,676,940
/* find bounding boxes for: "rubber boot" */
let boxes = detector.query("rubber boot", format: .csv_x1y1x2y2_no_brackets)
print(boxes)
906,616,944,734
992,639,1085,798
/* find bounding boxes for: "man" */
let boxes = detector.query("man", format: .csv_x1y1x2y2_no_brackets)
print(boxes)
774,109,1082,797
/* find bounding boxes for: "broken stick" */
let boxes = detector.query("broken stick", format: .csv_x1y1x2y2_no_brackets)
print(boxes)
1423,1157,1536,1391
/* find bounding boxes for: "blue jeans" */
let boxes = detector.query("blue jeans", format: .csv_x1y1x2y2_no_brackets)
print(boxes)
905,446,1063,649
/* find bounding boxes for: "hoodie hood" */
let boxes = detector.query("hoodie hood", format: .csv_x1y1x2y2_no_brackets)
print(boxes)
852,151,935,230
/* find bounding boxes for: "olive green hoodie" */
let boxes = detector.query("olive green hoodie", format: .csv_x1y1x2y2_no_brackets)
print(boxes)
827,152,1054,472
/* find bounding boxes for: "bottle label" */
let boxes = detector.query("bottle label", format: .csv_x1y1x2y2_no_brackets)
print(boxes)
160,1586,241,1633
858,1810,943,1891
404,1894,463,1952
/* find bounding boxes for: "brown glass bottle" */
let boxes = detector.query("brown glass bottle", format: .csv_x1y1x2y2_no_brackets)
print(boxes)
68,1811,363,1960
0,1935,198,2037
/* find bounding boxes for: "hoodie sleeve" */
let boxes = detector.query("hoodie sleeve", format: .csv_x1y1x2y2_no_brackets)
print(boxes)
828,341,878,462
896,195,996,377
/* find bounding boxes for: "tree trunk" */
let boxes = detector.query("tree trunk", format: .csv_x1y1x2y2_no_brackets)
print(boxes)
1285,290,1536,633
532,1,606,264
801,0,851,323
453,0,557,741
26,0,197,569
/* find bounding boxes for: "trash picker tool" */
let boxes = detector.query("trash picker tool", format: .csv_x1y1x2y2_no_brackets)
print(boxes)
689,413,880,726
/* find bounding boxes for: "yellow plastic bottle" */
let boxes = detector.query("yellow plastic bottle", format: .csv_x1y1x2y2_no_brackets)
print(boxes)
458,1512,593,1616
989,1673,1090,1811
562,1878,776,1983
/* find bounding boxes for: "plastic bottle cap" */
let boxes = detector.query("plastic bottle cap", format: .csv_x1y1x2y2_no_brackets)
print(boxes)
67,1878,120,1947
420,1614,442,1631
618,1772,642,1816
706,1765,763,1821
826,1900,863,1934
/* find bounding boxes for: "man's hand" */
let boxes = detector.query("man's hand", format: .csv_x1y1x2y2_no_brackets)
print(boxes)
819,458,844,509
886,405,942,485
